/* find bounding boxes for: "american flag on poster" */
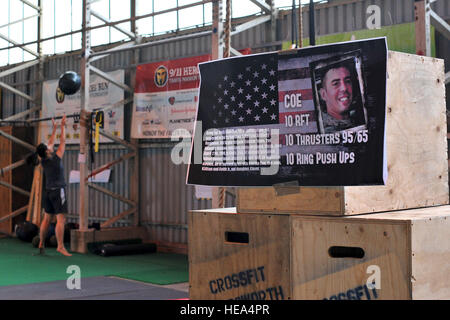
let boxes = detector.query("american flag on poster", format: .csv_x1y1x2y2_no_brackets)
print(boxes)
197,53,279,130
192,53,320,185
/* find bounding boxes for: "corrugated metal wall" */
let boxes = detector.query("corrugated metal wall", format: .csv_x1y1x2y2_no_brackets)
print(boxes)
280,0,449,40
1,0,449,244
1,65,39,119
63,147,132,228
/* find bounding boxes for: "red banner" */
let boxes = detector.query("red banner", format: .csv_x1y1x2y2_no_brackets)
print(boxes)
135,54,211,93
132,50,252,139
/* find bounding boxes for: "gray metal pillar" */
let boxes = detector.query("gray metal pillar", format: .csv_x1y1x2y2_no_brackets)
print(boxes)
79,0,91,231
212,0,224,60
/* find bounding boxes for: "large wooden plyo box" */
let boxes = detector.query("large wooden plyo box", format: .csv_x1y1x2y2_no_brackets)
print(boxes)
237,51,449,216
189,208,291,300
292,206,450,300
189,207,450,300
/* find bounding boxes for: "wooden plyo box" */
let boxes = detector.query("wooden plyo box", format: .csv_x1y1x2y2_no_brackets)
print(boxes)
189,208,291,300
237,51,449,216
292,206,450,300
189,207,450,300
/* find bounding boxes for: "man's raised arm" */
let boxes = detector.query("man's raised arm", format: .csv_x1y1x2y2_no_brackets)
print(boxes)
56,115,66,158
47,118,57,149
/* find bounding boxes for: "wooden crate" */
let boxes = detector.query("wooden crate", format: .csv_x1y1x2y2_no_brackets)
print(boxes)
189,207,450,300
0,127,12,234
189,208,291,300
237,51,449,216
291,206,450,300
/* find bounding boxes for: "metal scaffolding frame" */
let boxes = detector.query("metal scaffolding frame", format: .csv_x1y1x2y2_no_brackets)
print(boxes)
0,0,278,239
414,0,450,84
0,0,44,232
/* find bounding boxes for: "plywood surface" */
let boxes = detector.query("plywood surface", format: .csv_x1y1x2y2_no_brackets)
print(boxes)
410,215,450,299
189,212,291,300
345,52,448,214
294,254,408,300
237,187,344,215
291,217,411,299
236,51,448,216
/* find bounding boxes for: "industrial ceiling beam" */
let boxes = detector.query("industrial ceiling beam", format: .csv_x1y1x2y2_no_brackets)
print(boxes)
89,65,133,93
91,10,137,40
249,0,272,14
0,33,40,57
231,14,272,36
20,0,41,12
429,9,450,40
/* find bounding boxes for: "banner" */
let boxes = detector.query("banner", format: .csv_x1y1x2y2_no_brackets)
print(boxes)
282,22,436,56
131,54,210,139
187,38,388,187
41,70,125,144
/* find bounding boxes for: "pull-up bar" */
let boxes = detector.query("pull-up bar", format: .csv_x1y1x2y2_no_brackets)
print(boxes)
0,113,81,125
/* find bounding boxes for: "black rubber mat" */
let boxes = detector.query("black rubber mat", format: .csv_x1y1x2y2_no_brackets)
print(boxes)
0,276,188,300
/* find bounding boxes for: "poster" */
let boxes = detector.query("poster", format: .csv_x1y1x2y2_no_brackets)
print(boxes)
131,54,210,139
187,38,387,187
41,70,125,144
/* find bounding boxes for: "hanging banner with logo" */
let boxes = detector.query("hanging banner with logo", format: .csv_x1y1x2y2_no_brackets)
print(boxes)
187,38,388,187
41,69,125,145
131,54,211,139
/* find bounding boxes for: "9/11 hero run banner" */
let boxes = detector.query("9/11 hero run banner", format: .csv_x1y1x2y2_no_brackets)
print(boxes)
187,38,388,187
131,54,210,139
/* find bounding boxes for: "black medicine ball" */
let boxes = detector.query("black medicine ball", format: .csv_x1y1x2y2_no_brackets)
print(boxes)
32,235,40,248
49,235,58,248
58,71,81,95
16,221,39,242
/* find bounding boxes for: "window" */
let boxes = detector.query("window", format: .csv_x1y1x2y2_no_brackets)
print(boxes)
0,0,324,66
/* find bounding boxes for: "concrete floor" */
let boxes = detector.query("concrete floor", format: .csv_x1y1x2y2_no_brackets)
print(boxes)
0,276,189,300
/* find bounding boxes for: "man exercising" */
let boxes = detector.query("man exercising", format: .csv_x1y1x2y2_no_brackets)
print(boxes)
36,114,71,256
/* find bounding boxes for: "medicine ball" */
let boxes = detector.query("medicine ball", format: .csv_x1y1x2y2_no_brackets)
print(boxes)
49,235,58,248
58,71,81,95
15,221,39,242
32,235,40,248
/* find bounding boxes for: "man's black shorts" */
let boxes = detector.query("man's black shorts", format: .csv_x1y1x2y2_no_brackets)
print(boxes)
43,188,68,214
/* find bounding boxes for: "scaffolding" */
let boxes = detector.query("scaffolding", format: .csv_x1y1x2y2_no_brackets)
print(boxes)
1,0,446,243
0,0,278,242
415,0,450,85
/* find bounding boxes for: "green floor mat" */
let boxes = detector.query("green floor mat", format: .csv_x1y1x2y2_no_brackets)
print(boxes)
116,267,188,285
0,238,188,287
